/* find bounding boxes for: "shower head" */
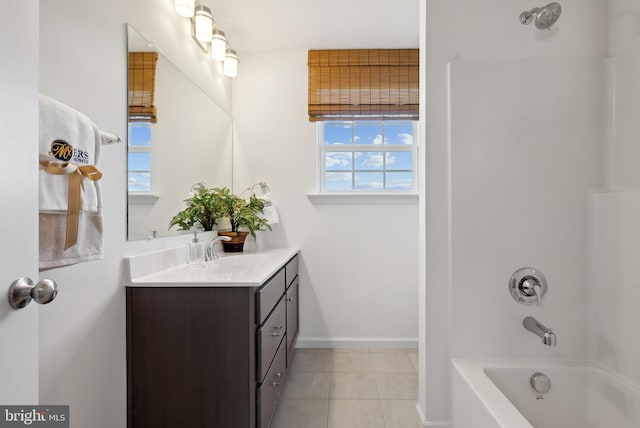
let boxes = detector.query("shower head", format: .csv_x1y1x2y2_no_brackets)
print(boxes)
520,3,562,30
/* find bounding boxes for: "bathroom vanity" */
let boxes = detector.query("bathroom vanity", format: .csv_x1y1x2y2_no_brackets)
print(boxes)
124,247,299,428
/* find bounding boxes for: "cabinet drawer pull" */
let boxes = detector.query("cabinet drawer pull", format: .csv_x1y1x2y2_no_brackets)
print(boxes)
272,372,283,387
287,297,293,302
271,325,284,337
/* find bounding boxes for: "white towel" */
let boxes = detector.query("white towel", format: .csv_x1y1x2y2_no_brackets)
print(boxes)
39,94,100,213
257,192,280,225
38,95,109,270
39,212,104,271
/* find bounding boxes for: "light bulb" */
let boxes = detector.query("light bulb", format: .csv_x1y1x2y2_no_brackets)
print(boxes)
210,30,227,62
194,5,214,43
224,49,239,77
175,0,195,17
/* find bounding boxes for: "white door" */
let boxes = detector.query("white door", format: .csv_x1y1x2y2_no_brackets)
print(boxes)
0,0,40,404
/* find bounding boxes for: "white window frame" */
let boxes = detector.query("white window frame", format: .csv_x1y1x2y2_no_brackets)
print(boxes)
317,120,418,194
128,122,158,204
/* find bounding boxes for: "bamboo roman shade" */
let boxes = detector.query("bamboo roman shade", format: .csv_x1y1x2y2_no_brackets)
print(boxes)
128,52,158,123
308,49,419,122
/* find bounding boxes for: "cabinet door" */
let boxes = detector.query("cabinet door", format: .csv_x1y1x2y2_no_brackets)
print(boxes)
127,287,256,428
286,278,299,365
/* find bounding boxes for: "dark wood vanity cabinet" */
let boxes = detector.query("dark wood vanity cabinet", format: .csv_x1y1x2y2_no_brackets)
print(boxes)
126,253,299,428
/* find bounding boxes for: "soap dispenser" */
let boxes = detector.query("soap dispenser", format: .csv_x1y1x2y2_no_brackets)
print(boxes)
188,230,205,267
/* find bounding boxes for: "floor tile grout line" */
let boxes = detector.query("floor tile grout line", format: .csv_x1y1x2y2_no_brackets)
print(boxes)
325,396,330,428
278,349,418,427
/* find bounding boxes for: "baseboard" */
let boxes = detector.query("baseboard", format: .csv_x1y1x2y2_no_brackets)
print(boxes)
416,403,449,428
296,336,418,349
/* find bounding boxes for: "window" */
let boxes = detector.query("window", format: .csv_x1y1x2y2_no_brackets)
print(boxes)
308,49,419,194
127,123,152,192
319,120,417,192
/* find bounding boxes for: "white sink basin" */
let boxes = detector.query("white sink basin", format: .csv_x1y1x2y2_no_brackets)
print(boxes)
124,247,299,287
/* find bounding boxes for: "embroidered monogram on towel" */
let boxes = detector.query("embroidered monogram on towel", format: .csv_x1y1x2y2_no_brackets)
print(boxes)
49,139,90,165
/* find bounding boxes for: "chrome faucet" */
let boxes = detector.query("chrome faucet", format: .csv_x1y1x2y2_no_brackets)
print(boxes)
206,235,232,261
523,316,556,346
521,277,543,307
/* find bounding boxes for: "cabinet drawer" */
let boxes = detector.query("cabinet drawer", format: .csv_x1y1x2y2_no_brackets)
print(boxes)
286,278,299,367
256,269,285,324
257,341,286,428
257,298,286,382
285,255,298,289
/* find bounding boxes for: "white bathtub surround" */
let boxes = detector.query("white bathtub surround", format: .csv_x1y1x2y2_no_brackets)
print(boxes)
422,1,609,423
589,191,640,386
449,58,604,360
452,359,640,428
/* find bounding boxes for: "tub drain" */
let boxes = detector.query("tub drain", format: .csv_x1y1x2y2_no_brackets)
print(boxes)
530,372,551,395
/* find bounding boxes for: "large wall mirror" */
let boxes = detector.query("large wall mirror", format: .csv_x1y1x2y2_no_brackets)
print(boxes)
126,25,233,241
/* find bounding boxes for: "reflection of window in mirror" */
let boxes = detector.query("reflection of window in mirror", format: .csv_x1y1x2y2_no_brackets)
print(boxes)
128,123,152,192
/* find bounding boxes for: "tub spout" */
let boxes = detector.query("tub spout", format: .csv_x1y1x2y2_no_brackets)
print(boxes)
523,316,556,346
542,331,556,346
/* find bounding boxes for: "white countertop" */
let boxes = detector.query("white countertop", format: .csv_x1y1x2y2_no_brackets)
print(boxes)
124,247,299,287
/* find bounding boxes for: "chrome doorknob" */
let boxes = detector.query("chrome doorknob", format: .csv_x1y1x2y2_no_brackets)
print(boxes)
8,277,58,309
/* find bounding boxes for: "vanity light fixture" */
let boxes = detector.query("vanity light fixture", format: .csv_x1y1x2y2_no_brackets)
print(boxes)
210,30,228,61
175,1,238,77
175,0,195,17
194,4,214,43
223,49,239,77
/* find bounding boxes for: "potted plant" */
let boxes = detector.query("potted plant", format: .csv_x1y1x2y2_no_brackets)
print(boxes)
209,187,272,252
169,182,222,232
169,183,271,252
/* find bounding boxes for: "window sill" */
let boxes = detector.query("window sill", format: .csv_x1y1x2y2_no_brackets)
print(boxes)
306,192,418,205
128,192,160,205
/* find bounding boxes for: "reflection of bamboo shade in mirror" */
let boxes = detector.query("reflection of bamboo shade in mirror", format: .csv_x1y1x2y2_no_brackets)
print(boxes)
307,49,419,122
128,52,158,123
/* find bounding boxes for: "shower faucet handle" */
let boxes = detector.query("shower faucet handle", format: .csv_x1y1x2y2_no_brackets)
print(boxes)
509,268,548,306
521,278,543,307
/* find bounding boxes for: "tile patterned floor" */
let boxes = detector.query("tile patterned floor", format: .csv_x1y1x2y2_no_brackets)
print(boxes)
272,348,421,428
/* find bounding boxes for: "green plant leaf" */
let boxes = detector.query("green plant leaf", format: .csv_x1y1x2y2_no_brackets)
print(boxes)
169,184,272,237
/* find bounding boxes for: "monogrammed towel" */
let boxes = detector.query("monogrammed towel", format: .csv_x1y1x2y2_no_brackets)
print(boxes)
39,94,101,213
38,95,110,269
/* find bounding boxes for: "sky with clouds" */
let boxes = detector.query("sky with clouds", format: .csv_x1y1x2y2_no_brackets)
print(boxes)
323,121,414,191
128,125,152,192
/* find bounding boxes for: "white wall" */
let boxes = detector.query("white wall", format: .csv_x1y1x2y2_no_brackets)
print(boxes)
587,0,640,388
232,51,420,347
422,0,608,425
450,59,603,359
38,0,231,426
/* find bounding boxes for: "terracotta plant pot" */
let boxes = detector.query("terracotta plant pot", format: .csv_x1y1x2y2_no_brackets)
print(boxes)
218,231,249,252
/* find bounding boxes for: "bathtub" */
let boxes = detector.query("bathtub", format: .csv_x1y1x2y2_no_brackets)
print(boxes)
451,359,640,428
